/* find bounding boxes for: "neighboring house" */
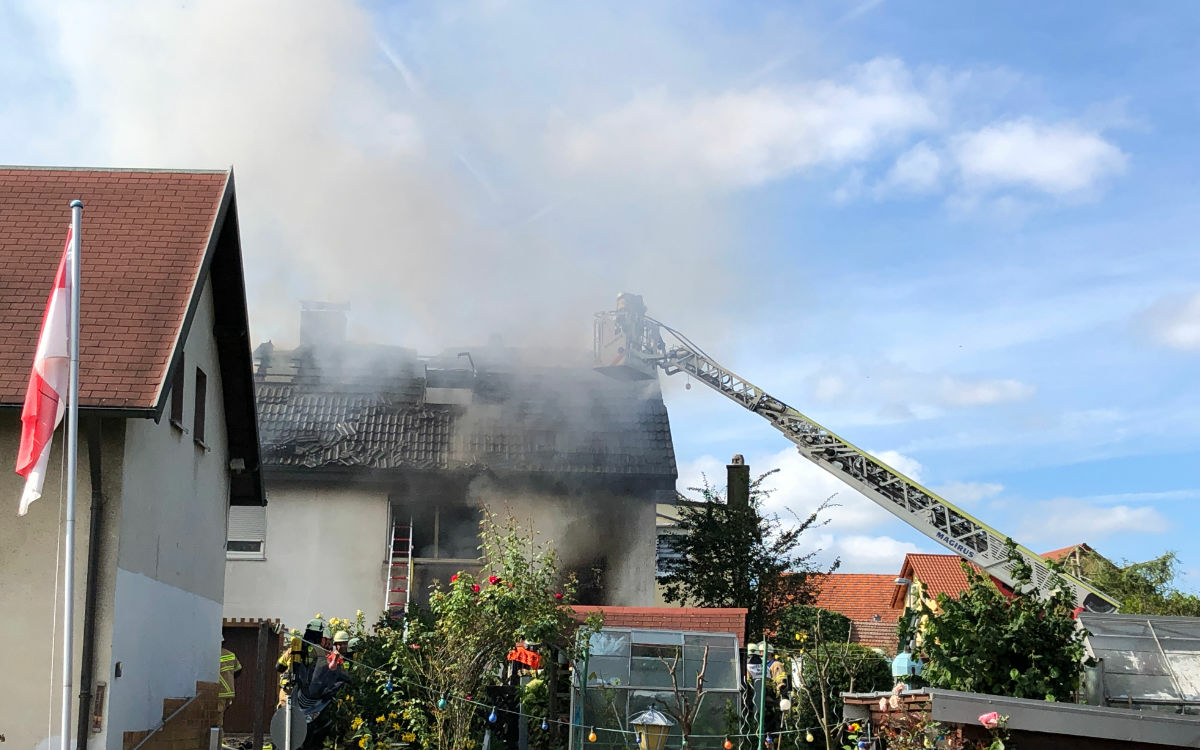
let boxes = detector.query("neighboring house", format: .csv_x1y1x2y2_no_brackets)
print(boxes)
1043,542,1104,580
0,168,262,750
653,498,690,605
810,573,904,655
891,545,1104,613
223,308,678,629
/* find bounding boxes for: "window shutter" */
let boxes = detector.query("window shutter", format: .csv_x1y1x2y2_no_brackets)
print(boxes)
227,505,266,560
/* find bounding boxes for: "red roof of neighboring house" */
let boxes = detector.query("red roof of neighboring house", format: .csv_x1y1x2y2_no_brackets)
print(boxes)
0,167,229,410
891,554,981,608
850,620,899,656
571,606,746,639
811,573,904,624
1042,543,1094,562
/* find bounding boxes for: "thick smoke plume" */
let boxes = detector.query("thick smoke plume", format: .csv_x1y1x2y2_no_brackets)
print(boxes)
16,0,772,352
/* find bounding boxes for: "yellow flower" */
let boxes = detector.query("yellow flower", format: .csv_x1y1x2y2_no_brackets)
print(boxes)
389,713,398,720
357,609,364,618
376,715,386,723
351,717,364,730
393,723,401,731
315,612,323,620
357,738,367,749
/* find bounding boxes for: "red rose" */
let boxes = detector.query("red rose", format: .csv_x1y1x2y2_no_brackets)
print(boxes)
554,592,563,600
472,584,481,593
489,575,499,585
451,574,458,582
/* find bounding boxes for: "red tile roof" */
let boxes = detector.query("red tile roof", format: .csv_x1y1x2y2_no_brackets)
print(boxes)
571,606,746,638
0,167,230,410
907,554,975,596
892,553,1024,608
850,620,899,656
811,573,904,624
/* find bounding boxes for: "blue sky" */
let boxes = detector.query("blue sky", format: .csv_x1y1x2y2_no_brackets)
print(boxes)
2,1,1197,580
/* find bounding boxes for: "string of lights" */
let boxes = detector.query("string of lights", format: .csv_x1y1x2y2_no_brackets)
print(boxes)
275,622,869,743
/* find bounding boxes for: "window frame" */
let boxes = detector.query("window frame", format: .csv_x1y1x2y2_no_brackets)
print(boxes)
226,505,267,561
193,366,207,447
169,355,186,430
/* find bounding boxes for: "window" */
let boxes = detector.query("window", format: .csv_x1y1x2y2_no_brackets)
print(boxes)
193,367,207,445
407,503,482,560
169,355,185,429
227,505,266,560
656,529,684,577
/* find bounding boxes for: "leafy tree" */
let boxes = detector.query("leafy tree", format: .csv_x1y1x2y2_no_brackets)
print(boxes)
658,469,837,641
775,605,852,645
786,609,890,750
915,541,1089,701
321,511,601,750
1088,551,1200,616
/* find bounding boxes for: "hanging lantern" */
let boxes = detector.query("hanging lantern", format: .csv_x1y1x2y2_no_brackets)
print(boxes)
806,731,814,743
779,698,792,712
724,739,733,750
437,696,447,709
588,727,598,742
629,708,674,750
541,719,548,731
488,707,498,723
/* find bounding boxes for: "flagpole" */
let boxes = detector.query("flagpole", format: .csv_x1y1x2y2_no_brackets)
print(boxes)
61,199,82,750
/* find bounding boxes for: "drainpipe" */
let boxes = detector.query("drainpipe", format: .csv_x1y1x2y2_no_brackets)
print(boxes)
76,417,105,750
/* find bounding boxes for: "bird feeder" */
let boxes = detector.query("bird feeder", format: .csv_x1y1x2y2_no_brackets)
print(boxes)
629,708,674,750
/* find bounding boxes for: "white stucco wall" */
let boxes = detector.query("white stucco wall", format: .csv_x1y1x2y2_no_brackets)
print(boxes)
103,279,232,748
224,477,660,630
0,426,105,750
223,485,390,628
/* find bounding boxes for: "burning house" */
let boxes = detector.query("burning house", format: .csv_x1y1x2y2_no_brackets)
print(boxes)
223,305,678,629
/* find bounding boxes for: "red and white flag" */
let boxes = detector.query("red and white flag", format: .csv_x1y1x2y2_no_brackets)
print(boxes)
15,230,73,516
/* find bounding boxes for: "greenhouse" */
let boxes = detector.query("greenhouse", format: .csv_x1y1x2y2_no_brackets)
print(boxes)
571,628,743,749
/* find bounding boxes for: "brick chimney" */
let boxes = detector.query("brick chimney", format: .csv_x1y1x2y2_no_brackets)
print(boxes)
727,454,750,508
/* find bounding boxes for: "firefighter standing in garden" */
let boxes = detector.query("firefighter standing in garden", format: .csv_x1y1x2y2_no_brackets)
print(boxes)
218,638,243,744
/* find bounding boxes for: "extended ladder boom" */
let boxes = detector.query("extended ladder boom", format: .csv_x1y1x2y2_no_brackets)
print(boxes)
594,294,1117,613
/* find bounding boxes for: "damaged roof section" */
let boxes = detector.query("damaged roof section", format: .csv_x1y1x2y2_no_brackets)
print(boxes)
255,342,677,479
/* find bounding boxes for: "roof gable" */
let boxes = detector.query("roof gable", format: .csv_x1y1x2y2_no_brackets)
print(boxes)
0,167,229,410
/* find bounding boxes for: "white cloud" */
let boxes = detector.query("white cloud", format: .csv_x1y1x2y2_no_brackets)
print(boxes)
1018,497,1168,543
936,375,1035,406
677,447,936,573
829,535,923,573
950,117,1127,196
803,361,1036,419
931,480,1004,506
554,58,939,189
1142,291,1200,351
879,141,944,194
679,445,927,530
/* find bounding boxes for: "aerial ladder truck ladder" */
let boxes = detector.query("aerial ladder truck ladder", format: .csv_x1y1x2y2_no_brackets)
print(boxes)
594,293,1118,613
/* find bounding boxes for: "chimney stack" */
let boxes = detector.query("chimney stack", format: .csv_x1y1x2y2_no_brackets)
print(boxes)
727,454,750,509
299,301,349,349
